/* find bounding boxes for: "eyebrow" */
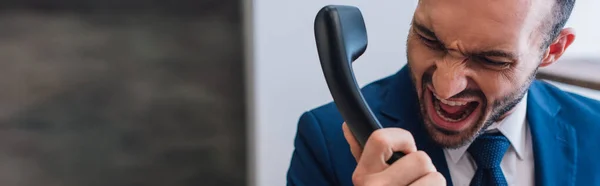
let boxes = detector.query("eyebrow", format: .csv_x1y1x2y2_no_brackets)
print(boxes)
412,20,438,39
412,19,518,62
471,50,518,62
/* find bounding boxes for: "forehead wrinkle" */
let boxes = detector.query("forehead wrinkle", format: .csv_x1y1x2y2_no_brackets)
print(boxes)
446,40,468,57
416,0,538,59
413,14,518,60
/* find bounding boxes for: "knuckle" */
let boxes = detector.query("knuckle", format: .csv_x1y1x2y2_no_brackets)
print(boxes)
369,130,391,146
396,128,414,139
413,151,436,171
351,171,364,185
393,128,415,143
370,128,413,146
362,176,389,186
352,170,389,186
414,151,432,164
351,170,367,185
351,174,363,185
430,172,447,184
352,175,383,186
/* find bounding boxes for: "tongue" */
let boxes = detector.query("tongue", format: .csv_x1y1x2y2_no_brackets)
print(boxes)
439,102,470,114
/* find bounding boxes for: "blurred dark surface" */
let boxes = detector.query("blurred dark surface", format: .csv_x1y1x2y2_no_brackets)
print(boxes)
0,0,237,17
0,1,246,186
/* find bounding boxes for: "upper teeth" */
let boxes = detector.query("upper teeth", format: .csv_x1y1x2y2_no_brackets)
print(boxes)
434,93,467,106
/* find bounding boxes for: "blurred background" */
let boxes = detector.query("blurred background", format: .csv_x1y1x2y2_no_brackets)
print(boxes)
0,0,597,186
0,0,245,186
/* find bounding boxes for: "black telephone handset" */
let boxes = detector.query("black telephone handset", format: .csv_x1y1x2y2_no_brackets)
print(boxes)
313,5,405,164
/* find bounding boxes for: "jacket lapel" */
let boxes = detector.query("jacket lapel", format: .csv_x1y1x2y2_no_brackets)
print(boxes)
379,67,453,186
527,81,577,186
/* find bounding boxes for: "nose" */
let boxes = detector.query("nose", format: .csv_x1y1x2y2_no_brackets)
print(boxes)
432,57,468,99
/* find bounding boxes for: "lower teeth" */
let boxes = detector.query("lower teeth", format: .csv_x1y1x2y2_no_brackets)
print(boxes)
434,101,472,122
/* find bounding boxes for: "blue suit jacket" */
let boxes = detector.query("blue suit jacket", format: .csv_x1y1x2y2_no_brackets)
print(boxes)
287,66,600,186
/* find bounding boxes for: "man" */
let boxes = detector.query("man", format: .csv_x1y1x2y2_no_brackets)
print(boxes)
287,0,600,185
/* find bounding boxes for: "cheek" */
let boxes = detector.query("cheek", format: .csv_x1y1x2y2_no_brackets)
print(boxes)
476,67,530,105
479,75,515,102
473,52,541,104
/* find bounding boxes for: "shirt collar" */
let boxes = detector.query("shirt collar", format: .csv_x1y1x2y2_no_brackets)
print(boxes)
445,93,529,163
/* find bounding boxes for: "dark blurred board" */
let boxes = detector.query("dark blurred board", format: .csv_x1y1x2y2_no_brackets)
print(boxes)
0,0,239,17
537,58,600,91
0,1,246,186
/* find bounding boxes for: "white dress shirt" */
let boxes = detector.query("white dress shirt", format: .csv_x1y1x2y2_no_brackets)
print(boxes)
444,94,535,186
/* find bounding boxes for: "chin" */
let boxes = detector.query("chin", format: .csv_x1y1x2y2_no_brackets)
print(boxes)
420,85,489,149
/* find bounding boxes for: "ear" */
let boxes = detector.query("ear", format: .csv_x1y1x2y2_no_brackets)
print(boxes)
540,28,576,67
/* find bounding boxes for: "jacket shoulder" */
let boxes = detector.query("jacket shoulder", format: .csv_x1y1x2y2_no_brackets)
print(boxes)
534,81,600,122
308,74,395,127
533,81,600,183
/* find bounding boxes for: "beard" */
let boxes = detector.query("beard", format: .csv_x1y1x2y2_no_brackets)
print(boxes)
406,62,537,149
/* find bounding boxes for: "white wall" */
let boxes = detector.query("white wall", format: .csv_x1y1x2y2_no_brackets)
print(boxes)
246,0,600,185
247,1,417,185
556,0,600,98
562,0,600,58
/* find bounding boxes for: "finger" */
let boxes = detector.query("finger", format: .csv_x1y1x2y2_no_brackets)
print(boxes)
379,151,438,186
356,128,417,173
342,122,362,161
408,172,446,186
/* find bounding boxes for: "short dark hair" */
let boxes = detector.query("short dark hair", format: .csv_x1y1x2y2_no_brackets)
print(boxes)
541,0,576,49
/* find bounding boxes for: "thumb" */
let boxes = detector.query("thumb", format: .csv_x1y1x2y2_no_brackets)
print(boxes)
342,122,363,161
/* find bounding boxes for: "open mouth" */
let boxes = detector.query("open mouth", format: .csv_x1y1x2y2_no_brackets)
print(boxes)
433,93,479,122
425,86,482,132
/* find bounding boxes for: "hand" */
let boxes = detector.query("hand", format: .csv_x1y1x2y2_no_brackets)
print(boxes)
342,122,446,186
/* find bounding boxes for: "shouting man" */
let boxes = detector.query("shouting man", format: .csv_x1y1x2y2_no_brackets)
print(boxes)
287,0,600,185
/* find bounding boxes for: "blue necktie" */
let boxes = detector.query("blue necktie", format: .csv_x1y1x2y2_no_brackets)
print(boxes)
467,132,510,186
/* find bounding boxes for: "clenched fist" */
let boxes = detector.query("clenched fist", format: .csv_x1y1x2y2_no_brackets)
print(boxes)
342,123,446,186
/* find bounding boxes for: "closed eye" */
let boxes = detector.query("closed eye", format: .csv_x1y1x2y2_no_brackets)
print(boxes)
476,56,511,68
416,34,445,50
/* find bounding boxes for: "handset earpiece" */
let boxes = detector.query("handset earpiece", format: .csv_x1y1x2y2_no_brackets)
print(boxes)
314,5,404,164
